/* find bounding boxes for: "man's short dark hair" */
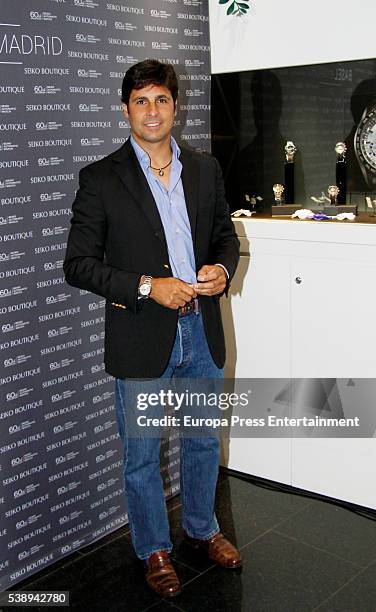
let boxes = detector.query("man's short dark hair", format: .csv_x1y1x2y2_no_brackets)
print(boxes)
121,59,178,106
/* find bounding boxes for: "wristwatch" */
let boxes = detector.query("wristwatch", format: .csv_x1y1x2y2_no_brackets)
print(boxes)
354,103,376,188
138,275,152,299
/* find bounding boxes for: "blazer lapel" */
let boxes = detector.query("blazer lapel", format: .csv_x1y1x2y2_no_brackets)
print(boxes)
111,141,200,255
180,148,199,246
111,141,168,250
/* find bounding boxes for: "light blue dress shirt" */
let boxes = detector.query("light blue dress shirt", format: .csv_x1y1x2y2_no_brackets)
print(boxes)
130,134,197,284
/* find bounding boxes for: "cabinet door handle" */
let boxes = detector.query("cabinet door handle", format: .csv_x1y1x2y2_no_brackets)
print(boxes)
295,276,302,284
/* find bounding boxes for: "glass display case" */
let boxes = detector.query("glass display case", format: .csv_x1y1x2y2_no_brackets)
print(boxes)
211,58,376,217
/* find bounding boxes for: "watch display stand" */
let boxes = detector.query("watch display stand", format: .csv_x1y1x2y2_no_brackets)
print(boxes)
323,204,358,216
272,204,302,216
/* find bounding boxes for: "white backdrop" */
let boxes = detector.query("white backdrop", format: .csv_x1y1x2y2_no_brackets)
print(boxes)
209,0,376,74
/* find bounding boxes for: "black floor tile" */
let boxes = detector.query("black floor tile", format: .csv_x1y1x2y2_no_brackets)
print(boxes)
19,534,197,612
314,562,376,612
173,530,359,612
214,477,314,548
144,601,186,612
275,498,376,567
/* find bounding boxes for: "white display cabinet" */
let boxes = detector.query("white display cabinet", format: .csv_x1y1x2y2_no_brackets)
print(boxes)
221,216,376,510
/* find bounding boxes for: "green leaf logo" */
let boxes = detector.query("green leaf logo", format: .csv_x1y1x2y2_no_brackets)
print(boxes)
218,0,250,16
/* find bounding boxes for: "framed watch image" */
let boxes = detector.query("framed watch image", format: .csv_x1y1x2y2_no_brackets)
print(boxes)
354,104,376,188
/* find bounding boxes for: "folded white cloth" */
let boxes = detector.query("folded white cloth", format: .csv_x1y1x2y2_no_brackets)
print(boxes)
292,209,315,219
292,209,355,221
335,212,356,221
231,209,256,217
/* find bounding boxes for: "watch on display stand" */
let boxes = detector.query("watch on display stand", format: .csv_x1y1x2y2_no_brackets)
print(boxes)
322,182,357,216
365,196,376,216
328,185,340,206
335,142,347,204
284,141,297,204
319,143,357,217
271,142,302,216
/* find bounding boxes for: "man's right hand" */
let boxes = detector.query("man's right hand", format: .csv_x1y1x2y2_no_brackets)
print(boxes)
150,277,197,309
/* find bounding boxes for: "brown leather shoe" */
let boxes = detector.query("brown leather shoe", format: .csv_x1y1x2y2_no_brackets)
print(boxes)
144,551,181,598
183,531,242,569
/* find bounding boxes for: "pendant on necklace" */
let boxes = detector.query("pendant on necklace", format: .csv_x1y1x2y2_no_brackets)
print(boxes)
150,158,172,176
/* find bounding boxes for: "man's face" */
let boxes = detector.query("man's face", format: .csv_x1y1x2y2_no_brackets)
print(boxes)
123,84,176,147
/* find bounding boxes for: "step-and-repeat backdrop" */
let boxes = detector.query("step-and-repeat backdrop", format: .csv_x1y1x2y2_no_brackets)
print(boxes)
0,0,210,590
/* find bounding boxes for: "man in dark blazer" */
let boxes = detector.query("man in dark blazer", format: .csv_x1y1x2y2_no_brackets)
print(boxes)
64,59,240,598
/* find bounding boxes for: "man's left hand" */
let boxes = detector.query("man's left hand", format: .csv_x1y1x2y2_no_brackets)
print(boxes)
192,265,227,296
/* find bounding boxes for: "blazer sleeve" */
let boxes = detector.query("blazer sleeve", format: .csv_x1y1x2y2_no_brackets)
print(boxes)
209,157,240,294
63,165,141,313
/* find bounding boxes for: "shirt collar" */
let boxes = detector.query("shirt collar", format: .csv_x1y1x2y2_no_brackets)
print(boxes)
129,134,181,170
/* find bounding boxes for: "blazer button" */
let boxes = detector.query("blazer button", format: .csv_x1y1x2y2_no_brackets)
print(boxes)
163,264,169,269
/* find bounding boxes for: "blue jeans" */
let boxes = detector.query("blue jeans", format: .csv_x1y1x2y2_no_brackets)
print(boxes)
114,311,224,560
